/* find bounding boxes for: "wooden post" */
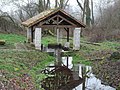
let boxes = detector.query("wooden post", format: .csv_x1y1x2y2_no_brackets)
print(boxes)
35,28,42,50
64,28,70,48
59,28,63,44
57,28,60,44
67,28,69,42
27,27,32,43
55,48,62,66
31,26,34,42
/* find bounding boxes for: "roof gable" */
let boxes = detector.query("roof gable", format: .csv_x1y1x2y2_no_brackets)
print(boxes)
22,9,85,28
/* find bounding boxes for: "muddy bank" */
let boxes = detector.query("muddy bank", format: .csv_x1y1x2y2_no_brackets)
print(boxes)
92,52,120,89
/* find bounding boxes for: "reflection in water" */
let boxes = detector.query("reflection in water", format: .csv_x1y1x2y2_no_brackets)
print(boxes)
42,57,115,90
41,57,116,90
41,45,116,90
62,57,73,69
62,57,116,90
41,65,84,90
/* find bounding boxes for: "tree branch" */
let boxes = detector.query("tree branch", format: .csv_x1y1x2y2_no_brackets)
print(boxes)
76,0,84,11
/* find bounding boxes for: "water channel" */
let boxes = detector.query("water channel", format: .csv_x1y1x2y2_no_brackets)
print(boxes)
62,57,115,90
41,47,116,90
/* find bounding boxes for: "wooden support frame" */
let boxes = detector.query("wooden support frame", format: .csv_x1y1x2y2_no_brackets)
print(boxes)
39,14,77,27
39,15,58,26
57,15,77,26
39,25,74,28
58,19,64,24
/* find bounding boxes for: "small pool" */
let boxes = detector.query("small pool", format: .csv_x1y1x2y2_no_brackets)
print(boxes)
41,56,116,90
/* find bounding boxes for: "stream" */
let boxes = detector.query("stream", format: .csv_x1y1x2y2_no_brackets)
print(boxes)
62,57,115,90
41,47,116,90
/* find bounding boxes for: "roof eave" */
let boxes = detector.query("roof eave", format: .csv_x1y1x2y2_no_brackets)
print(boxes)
22,9,86,28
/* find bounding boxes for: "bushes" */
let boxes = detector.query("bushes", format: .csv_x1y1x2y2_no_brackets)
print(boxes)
84,27,120,43
87,28,105,43
105,29,120,41
109,52,120,61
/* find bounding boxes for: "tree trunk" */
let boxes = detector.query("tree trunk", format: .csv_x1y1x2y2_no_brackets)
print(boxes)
86,0,91,27
55,0,58,8
91,0,94,26
60,0,64,9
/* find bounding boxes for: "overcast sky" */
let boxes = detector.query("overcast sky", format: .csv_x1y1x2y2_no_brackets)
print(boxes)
1,0,99,12
0,0,114,18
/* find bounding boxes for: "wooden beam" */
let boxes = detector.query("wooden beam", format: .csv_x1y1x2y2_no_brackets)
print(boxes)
57,15,59,25
58,15,77,26
51,18,57,24
39,14,78,27
60,10,86,27
39,25,75,28
58,19,64,24
39,15,58,26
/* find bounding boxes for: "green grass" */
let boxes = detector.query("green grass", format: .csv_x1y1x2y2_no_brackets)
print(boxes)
1,34,119,66
0,34,26,49
72,51,92,65
42,36,120,65
41,35,73,46
81,40,120,52
0,34,120,89
42,36,57,46
0,50,54,89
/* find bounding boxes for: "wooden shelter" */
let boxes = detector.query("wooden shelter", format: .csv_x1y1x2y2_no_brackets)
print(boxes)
22,9,85,50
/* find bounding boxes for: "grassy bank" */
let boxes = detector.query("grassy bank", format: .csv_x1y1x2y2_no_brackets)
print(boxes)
0,33,119,66
42,35,120,65
0,34,120,89
0,50,54,89
0,34,26,49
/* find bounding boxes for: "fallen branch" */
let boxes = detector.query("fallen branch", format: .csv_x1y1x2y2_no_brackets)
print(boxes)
81,41,101,46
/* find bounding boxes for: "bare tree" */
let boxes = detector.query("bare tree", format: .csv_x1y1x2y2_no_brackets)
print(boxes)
36,0,50,13
0,10,23,33
76,0,94,27
55,0,58,8
91,0,94,25
85,0,91,27
55,0,69,9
